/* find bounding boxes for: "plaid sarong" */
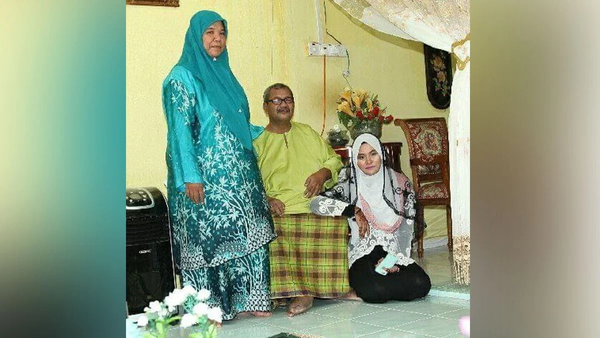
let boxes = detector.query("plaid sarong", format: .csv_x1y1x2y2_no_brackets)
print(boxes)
269,213,350,299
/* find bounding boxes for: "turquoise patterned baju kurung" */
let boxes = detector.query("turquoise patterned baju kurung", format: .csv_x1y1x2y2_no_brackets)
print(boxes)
162,11,276,320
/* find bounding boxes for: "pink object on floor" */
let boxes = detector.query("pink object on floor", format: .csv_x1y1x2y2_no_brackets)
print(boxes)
459,316,470,336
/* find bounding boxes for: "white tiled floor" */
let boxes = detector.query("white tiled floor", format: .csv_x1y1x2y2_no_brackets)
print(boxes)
164,244,470,338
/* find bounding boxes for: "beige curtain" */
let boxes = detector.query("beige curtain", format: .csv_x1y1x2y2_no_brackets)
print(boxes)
333,0,470,284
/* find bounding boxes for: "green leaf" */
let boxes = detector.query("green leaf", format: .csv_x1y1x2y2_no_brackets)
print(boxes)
165,316,181,325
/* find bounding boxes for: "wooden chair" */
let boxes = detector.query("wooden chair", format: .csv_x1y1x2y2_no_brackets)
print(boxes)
394,118,452,258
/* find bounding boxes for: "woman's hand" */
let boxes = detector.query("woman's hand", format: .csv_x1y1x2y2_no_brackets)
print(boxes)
387,265,400,273
185,183,205,204
268,197,285,217
355,207,370,238
375,258,400,274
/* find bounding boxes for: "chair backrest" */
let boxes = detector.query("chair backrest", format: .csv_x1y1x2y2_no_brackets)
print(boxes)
394,118,449,185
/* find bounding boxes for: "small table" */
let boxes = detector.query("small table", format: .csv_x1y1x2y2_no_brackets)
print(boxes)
333,142,403,172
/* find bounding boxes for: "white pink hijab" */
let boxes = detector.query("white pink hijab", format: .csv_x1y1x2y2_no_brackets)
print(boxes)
351,133,410,233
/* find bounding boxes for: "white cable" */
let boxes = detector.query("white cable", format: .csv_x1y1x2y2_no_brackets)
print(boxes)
314,0,323,43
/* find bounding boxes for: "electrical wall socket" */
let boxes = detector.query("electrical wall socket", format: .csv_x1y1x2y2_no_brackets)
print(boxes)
307,42,347,57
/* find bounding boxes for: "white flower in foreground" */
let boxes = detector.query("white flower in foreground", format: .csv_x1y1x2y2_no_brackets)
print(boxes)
164,289,187,311
136,315,149,327
207,307,223,323
193,302,209,316
180,314,199,328
333,124,342,132
147,300,162,314
181,284,197,296
196,289,211,301
159,308,170,318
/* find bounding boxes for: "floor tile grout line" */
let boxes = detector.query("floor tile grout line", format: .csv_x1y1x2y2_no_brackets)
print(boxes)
351,315,433,330
389,316,436,328
383,308,468,317
259,314,358,331
354,326,397,338
393,318,462,338
304,319,389,336
431,307,471,317
300,316,355,330
313,308,389,321
397,315,462,327
378,300,470,311
314,305,466,324
303,313,404,331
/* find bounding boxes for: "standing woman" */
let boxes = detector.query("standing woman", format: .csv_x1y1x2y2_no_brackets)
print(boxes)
310,133,431,303
162,10,276,320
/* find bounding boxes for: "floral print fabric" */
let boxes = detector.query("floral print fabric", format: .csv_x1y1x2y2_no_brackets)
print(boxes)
163,66,276,318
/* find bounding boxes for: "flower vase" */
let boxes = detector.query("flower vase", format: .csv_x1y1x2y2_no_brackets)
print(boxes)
350,120,382,139
327,126,350,147
328,134,349,147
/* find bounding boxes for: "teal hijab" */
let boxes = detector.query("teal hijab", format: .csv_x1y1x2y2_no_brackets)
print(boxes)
175,10,253,150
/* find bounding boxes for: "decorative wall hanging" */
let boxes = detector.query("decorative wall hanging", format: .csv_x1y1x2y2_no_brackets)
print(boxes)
126,0,179,7
424,44,453,109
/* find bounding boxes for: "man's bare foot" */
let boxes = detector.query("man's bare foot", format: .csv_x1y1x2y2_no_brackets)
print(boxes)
239,311,272,317
287,296,314,317
341,290,362,301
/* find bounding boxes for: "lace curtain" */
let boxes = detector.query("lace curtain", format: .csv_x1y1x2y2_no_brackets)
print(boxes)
333,0,470,284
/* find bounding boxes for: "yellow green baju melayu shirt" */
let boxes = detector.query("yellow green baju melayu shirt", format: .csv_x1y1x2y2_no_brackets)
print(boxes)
253,122,344,214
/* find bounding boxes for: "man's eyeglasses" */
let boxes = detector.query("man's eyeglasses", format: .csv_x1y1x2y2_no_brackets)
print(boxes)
266,97,294,105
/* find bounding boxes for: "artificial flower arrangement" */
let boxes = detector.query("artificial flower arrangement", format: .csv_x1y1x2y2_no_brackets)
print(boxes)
136,285,222,338
336,88,394,139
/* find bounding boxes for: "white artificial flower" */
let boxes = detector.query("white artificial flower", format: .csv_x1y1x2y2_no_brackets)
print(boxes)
180,314,199,328
181,284,197,296
147,301,162,314
136,315,149,327
196,289,211,301
207,307,223,323
164,289,187,310
333,124,341,132
158,308,170,318
193,302,209,316
163,295,176,312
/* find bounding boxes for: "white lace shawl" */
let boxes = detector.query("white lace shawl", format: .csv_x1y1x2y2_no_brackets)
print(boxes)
310,168,416,268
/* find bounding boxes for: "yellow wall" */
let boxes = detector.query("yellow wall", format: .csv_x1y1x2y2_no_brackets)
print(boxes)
126,0,448,239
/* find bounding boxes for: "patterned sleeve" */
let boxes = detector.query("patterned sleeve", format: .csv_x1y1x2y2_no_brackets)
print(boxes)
163,78,202,191
310,196,349,217
310,167,353,217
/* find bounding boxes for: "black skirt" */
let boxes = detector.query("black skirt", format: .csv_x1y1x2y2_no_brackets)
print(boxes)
349,245,431,303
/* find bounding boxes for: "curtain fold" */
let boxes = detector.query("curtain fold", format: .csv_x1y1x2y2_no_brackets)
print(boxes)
333,0,470,284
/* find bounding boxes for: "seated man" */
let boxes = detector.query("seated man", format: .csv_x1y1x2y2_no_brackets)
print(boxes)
253,83,350,317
